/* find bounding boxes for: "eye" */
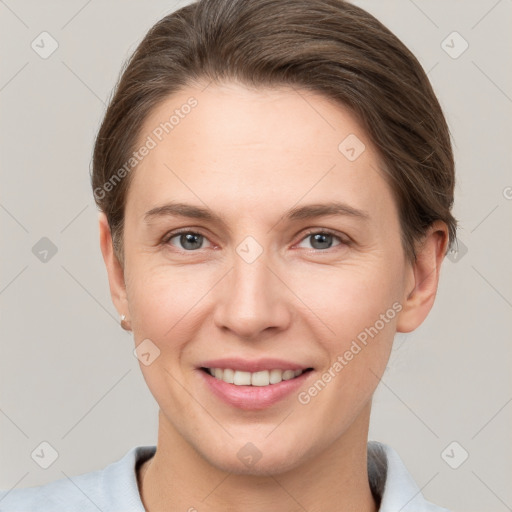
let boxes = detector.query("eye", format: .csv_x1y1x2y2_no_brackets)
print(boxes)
164,230,213,251
162,228,347,252
296,230,345,250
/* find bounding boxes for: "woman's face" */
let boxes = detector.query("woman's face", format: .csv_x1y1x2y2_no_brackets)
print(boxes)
105,82,425,474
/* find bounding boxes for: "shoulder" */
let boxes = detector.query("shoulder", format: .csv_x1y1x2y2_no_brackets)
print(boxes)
0,471,100,511
368,441,452,512
0,445,156,512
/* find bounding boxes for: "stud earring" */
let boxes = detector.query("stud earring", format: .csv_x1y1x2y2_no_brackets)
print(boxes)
120,314,132,331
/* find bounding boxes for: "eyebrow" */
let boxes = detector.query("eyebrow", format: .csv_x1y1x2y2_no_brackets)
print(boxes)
143,200,370,226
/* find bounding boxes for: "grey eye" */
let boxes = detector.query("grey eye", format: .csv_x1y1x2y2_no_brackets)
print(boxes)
169,232,207,250
297,232,342,250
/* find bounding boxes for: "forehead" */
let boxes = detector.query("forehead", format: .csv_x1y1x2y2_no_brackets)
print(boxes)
126,82,397,225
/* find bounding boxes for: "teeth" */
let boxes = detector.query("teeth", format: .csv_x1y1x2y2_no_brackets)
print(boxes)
222,368,234,384
282,370,296,380
251,370,269,386
206,368,305,386
233,370,252,385
269,369,283,384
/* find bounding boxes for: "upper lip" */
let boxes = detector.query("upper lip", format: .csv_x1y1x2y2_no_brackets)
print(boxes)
199,358,313,373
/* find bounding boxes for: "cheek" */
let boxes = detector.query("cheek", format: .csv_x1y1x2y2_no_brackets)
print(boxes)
126,250,403,352
289,259,401,409
126,261,214,337
124,264,213,406
289,259,402,344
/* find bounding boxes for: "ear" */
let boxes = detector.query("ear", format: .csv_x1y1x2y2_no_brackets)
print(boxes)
396,221,449,333
98,212,130,328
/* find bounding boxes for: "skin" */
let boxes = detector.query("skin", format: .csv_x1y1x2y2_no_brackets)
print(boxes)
99,81,448,512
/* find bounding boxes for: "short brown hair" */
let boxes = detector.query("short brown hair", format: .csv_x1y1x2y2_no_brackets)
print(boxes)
91,0,456,265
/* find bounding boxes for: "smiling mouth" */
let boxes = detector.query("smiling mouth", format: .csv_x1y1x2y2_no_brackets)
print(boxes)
201,367,314,387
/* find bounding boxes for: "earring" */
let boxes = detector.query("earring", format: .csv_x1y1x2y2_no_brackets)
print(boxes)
120,314,132,331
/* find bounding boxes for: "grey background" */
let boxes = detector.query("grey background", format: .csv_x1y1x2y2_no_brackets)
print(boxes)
1,1,511,511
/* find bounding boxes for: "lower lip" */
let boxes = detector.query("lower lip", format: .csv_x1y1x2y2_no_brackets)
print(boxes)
198,369,313,410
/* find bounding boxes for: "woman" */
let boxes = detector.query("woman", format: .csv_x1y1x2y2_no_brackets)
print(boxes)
0,0,455,510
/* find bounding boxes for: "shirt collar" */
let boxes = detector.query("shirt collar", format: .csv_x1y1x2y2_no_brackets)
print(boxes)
110,442,449,512
368,441,450,511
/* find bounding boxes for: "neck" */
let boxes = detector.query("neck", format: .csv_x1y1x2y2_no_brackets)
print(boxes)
139,404,378,512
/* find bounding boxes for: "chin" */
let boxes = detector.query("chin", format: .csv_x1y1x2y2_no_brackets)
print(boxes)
211,452,305,477
199,436,311,477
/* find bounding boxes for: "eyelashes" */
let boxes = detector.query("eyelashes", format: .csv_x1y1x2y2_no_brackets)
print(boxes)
297,229,346,251
162,228,350,253
163,230,213,251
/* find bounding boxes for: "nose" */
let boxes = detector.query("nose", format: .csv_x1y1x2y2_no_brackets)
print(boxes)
212,246,292,341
